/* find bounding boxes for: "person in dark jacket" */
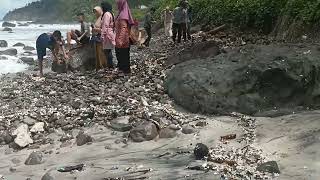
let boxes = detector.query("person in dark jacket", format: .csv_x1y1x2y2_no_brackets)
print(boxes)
143,7,156,47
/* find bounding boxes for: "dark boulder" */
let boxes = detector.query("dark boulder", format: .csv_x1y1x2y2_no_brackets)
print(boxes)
13,42,25,47
25,152,44,165
20,57,35,65
194,143,209,160
129,121,159,142
2,22,16,27
257,161,280,174
0,40,8,47
2,27,12,32
166,40,220,67
0,48,17,56
159,127,177,138
23,46,35,51
165,44,320,116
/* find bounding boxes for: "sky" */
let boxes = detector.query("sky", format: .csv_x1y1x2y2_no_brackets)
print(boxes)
0,0,36,19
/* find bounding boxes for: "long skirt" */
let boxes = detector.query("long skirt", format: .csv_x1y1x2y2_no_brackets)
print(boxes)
94,42,107,70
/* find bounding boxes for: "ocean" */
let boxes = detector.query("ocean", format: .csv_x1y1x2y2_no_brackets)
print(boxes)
0,21,78,74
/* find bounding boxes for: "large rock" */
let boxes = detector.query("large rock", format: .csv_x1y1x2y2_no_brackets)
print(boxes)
166,41,220,67
12,124,33,148
0,48,17,56
129,121,159,142
0,40,8,47
165,44,320,116
3,27,12,32
67,45,95,71
256,161,280,174
2,22,16,27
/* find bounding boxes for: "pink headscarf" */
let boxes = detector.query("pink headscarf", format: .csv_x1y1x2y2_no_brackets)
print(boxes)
116,0,135,25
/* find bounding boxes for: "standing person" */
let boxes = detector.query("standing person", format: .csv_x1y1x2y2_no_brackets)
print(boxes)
66,13,91,49
163,6,173,37
36,31,68,77
91,6,108,70
186,1,192,40
100,1,116,69
172,1,187,43
115,0,135,75
143,7,156,47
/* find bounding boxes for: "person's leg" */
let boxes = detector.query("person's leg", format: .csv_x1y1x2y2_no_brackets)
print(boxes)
172,23,178,42
38,58,44,77
187,23,191,40
144,27,151,47
177,23,182,43
115,48,122,71
182,23,187,42
105,49,114,68
67,31,72,49
123,48,131,74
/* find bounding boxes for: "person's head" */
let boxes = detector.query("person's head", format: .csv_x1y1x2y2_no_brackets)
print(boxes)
101,1,113,13
165,6,170,12
77,12,85,23
52,30,62,42
93,6,103,18
116,0,127,11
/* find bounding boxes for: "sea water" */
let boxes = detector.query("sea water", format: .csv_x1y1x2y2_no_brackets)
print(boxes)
0,21,78,74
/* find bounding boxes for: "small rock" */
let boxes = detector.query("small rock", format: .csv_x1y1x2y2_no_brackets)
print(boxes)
0,131,13,144
2,22,16,27
0,40,8,47
195,121,208,127
182,125,196,134
25,151,44,165
76,131,93,146
13,42,25,47
23,116,36,126
11,158,21,164
12,124,33,148
30,122,45,133
194,143,209,160
159,127,177,139
256,161,281,174
110,116,132,132
129,121,159,142
0,56,8,60
41,172,54,180
23,46,35,51
9,167,16,173
169,124,181,130
20,57,35,65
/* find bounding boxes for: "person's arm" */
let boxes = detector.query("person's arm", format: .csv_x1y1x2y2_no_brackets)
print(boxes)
78,23,90,41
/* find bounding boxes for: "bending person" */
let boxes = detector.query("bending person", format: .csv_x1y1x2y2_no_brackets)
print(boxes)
36,30,68,77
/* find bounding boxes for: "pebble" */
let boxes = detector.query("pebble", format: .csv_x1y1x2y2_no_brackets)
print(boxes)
25,151,44,165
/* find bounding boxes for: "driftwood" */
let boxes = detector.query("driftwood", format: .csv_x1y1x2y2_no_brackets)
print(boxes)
206,24,226,35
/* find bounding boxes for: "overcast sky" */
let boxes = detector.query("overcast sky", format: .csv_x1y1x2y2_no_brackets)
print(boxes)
0,0,36,19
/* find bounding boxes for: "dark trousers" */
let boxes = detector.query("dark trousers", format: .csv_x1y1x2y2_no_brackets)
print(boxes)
172,23,187,43
187,23,191,40
103,49,114,68
115,47,131,73
144,27,151,47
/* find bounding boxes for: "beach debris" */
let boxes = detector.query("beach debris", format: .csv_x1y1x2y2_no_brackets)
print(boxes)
25,151,44,165
76,131,93,146
57,164,85,172
256,161,280,174
12,124,33,148
220,134,237,141
129,121,159,142
194,143,209,160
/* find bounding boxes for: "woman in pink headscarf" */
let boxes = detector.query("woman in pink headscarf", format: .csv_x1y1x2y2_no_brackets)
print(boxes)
115,0,134,74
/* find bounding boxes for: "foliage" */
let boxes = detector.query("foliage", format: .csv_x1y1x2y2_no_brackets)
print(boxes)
153,0,320,33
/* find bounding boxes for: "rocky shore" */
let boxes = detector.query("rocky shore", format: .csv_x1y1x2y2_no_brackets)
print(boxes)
0,32,319,179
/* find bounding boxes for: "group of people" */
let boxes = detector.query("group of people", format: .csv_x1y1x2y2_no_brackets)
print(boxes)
162,0,192,43
36,0,135,77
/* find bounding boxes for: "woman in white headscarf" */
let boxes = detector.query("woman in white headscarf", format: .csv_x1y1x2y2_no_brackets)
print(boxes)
92,6,108,70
